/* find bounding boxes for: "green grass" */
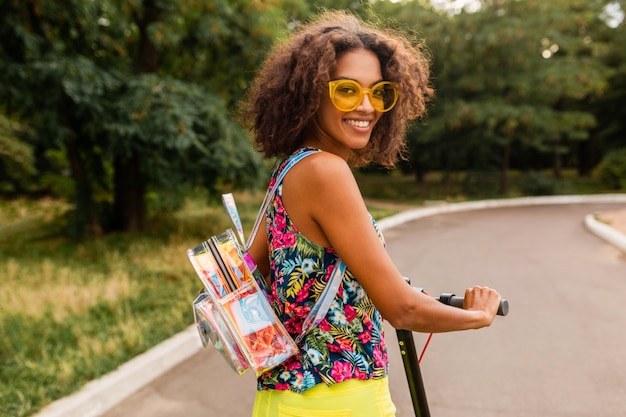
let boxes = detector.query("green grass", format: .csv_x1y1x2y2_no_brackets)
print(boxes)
0,193,268,417
0,170,616,416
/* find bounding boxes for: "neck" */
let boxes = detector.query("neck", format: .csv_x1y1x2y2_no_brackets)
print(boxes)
302,118,351,161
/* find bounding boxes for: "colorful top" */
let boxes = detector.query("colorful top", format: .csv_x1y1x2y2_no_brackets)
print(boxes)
257,148,389,393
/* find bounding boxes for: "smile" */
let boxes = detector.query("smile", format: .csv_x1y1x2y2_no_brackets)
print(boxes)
346,119,371,128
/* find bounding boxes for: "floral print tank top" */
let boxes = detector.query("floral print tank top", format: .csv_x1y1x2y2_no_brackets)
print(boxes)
257,148,389,393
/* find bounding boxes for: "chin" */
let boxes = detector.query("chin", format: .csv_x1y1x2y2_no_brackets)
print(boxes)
351,138,372,150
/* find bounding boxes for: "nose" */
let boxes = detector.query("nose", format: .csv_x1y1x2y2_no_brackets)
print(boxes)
356,91,376,112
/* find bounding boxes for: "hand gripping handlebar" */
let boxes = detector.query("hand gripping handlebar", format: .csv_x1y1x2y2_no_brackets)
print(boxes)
437,292,509,316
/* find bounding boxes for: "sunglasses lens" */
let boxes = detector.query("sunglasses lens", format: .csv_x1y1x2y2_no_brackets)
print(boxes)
371,82,398,112
329,80,398,112
332,81,361,111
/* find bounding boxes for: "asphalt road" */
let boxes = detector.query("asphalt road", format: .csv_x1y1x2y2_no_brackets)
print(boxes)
102,202,626,417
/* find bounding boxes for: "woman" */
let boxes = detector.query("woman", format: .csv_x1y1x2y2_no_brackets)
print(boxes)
243,10,502,417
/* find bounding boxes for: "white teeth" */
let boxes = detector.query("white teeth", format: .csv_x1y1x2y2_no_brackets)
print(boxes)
347,120,370,128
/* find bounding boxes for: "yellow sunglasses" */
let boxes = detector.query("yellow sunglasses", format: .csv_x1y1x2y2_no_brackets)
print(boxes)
328,79,399,113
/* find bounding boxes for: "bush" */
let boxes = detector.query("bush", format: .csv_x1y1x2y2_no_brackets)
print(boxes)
519,172,557,196
594,148,626,190
461,171,500,197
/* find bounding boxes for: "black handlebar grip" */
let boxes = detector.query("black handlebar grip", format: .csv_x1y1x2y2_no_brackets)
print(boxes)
438,293,509,316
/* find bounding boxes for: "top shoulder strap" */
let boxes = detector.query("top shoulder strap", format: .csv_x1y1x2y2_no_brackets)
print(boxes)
245,148,320,249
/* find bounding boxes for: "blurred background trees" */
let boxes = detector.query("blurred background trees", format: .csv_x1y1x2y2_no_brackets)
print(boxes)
0,0,281,235
1,0,625,237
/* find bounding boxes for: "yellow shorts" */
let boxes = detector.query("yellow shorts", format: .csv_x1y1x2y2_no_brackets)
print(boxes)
252,377,396,417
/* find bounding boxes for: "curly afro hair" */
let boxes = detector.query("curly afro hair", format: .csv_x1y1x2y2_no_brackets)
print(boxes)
241,10,434,168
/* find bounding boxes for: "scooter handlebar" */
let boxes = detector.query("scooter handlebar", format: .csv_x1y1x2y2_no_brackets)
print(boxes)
437,292,509,316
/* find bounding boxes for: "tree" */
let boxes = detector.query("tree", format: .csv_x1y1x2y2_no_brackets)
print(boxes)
587,0,626,175
0,0,294,236
371,0,618,193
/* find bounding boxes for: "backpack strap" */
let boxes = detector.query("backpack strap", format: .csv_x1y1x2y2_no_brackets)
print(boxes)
221,149,320,248
245,149,320,250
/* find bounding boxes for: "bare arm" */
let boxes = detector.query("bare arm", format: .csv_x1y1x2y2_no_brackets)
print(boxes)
281,152,501,333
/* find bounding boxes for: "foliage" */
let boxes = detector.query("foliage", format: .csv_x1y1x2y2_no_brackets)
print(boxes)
370,0,622,192
104,74,264,191
590,2,626,170
1,0,625,230
594,147,626,189
416,1,608,179
0,0,290,236
356,167,609,202
0,114,37,194
461,170,502,198
519,172,558,195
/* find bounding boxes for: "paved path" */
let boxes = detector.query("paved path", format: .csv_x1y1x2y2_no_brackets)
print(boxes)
99,202,626,417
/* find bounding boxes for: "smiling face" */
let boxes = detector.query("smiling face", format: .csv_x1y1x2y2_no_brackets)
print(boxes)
304,49,384,160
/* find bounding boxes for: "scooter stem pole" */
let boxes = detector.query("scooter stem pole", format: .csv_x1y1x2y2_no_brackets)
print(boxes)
396,328,431,417
397,277,430,417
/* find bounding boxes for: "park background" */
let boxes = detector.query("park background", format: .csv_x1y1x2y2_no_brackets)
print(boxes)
1,0,625,416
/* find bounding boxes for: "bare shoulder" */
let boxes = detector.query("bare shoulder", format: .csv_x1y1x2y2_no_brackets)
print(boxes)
281,151,367,246
289,151,364,209
290,151,356,190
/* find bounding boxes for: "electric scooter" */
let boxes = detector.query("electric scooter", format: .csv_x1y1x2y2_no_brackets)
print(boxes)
396,279,509,417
